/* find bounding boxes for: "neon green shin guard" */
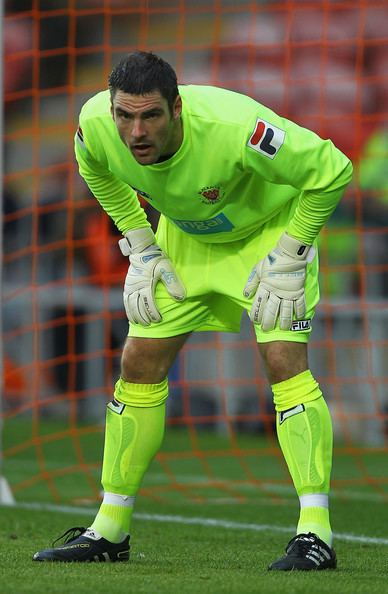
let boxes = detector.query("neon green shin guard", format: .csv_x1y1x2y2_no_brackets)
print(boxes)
101,399,166,496
276,395,333,496
272,370,333,545
91,378,168,543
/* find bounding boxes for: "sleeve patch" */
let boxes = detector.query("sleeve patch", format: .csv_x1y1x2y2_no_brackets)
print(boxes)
75,125,86,149
247,118,285,160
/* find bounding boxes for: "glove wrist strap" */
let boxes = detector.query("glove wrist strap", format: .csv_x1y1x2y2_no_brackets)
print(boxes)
119,227,156,256
278,232,312,260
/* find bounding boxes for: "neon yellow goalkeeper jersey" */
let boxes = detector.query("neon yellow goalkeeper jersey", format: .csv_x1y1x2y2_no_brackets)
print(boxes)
75,85,353,244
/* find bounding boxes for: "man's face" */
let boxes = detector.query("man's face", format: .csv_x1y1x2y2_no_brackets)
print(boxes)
111,90,182,165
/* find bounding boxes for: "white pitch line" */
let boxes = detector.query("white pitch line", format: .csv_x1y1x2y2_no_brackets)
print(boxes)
3,501,388,546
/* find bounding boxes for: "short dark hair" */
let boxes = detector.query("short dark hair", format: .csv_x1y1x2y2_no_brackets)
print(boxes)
108,51,179,112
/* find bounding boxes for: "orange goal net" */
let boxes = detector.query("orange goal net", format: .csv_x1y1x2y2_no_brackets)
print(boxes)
2,0,388,507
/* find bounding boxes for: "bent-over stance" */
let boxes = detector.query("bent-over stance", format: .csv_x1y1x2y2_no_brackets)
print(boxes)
33,51,353,570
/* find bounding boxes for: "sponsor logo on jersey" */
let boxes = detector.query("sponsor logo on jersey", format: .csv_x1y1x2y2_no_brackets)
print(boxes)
247,118,285,159
171,212,234,234
291,319,311,331
198,185,224,204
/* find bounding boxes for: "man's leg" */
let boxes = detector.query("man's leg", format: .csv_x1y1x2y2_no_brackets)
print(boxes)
90,334,190,543
33,333,190,562
259,341,336,571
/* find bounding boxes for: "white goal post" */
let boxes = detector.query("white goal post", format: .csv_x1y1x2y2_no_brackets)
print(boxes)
0,6,15,506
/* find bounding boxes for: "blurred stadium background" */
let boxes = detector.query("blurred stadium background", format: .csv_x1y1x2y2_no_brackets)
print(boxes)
1,0,387,507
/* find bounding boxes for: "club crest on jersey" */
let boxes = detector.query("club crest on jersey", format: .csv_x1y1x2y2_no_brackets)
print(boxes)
198,185,224,204
247,118,285,159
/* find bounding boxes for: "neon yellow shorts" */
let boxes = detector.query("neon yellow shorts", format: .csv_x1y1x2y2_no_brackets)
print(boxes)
128,206,320,344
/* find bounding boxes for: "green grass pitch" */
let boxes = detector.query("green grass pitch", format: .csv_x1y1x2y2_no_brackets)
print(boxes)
1,419,388,593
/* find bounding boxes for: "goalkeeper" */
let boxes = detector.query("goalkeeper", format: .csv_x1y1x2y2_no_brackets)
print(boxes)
33,51,353,570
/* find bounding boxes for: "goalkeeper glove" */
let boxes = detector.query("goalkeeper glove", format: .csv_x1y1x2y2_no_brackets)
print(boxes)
243,232,315,331
119,228,186,326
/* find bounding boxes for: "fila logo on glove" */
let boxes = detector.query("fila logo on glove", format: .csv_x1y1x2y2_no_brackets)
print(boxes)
248,118,285,159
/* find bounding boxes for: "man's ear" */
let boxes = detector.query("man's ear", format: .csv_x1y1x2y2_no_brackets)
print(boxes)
173,95,182,119
110,103,115,120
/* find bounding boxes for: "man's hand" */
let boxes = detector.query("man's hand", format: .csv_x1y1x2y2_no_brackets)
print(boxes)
119,228,186,326
243,232,315,331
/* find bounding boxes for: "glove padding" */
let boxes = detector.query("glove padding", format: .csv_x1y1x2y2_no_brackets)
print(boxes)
243,232,315,331
119,228,186,326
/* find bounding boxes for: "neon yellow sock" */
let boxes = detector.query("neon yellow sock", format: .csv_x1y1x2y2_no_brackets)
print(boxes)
272,370,333,546
91,495,135,544
91,378,168,543
297,499,332,546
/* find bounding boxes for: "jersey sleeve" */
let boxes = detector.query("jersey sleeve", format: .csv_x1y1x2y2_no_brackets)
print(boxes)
243,110,353,244
74,122,150,234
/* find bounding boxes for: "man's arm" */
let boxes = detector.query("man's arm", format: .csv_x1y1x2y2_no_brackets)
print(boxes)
285,144,353,244
244,110,353,244
74,124,185,326
243,111,353,330
74,126,150,233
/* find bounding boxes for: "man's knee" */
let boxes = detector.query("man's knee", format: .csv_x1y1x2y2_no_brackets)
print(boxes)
120,334,189,383
258,341,308,385
120,338,167,383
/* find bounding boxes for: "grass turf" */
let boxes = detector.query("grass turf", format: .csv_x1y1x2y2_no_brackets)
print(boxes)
2,420,388,593
1,504,388,594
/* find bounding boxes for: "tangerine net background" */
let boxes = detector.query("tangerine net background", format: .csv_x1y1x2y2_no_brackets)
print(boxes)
2,0,388,505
